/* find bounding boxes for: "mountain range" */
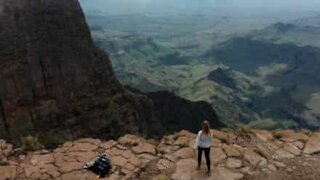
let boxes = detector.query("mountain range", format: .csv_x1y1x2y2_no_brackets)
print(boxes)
86,13,320,130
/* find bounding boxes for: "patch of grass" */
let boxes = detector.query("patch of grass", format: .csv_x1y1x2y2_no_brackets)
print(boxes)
147,139,159,146
21,135,44,151
239,126,254,134
39,132,66,149
0,160,8,166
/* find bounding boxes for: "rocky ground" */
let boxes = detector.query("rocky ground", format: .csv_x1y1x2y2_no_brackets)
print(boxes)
1,129,320,180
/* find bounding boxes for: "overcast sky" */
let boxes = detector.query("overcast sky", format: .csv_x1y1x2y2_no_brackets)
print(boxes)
79,0,320,16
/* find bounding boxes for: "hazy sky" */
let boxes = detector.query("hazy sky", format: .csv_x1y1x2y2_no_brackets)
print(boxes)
79,0,320,16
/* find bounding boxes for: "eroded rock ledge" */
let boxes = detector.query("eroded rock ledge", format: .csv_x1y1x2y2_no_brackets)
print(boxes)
1,129,320,180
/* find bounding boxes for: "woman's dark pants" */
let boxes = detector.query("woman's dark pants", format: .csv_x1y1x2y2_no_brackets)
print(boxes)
197,146,211,172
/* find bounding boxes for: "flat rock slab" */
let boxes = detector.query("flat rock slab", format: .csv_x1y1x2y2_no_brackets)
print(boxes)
0,166,16,180
211,147,227,164
244,150,266,166
61,170,97,180
172,159,243,180
1,129,320,180
226,158,242,169
132,142,156,155
173,147,195,159
223,145,241,157
304,138,320,154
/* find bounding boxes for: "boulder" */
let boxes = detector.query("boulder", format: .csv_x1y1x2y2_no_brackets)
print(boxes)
254,130,273,142
264,141,280,151
272,161,286,168
127,156,141,167
54,142,73,153
73,138,101,146
138,153,156,161
212,139,222,147
240,167,256,175
158,143,178,154
109,147,124,156
163,154,177,162
303,138,320,154
283,143,301,156
121,150,135,159
175,130,196,138
69,143,98,152
118,135,143,147
157,159,175,170
226,158,242,169
132,142,156,155
243,150,266,166
274,149,295,159
112,156,127,167
188,139,196,148
255,144,273,158
292,141,304,150
100,140,117,150
223,145,241,157
124,163,136,171
212,130,236,143
211,147,227,164
173,147,195,159
268,164,277,171
274,130,309,142
174,136,191,147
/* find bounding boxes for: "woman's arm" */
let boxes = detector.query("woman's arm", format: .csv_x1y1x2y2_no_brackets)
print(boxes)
194,131,201,149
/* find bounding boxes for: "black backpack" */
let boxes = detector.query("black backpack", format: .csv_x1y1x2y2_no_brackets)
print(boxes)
85,154,112,178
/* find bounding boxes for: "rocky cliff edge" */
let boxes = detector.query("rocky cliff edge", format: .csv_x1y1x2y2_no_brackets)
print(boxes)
1,129,320,180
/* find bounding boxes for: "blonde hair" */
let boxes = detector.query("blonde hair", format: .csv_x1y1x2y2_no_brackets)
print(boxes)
202,120,211,135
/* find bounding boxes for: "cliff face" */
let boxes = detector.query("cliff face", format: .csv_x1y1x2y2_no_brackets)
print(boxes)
146,91,225,132
0,0,224,144
0,0,162,142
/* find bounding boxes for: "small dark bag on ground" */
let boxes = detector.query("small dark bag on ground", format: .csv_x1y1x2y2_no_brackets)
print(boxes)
84,154,112,178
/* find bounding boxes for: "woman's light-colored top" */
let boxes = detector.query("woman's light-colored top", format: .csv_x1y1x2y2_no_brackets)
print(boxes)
194,130,213,148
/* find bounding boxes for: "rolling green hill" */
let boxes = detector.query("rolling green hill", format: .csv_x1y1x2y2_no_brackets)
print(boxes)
86,13,320,130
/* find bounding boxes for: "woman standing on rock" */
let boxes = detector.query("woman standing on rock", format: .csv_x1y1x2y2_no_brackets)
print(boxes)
194,120,213,176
